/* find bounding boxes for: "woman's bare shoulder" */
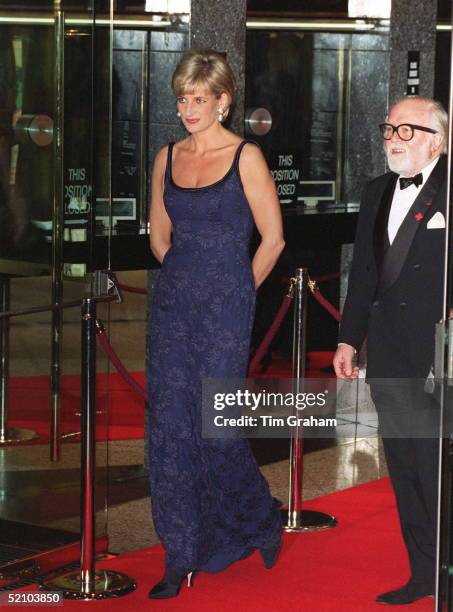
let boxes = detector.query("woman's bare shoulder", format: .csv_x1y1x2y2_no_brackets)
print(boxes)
152,145,169,181
238,140,266,168
154,145,168,165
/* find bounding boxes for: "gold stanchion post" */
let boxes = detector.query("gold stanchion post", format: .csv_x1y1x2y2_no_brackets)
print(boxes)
41,298,136,598
281,268,337,532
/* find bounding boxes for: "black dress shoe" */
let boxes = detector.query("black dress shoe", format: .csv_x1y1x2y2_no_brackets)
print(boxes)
376,581,434,605
148,568,195,599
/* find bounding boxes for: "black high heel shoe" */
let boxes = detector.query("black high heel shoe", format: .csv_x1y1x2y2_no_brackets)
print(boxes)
148,568,195,599
259,532,282,569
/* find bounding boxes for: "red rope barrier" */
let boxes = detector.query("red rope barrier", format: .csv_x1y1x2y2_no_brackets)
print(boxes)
96,320,148,402
95,272,340,397
118,284,148,295
247,273,342,375
310,287,341,322
248,283,295,375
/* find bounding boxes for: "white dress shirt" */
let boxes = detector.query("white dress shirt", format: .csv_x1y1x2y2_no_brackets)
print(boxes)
387,156,440,244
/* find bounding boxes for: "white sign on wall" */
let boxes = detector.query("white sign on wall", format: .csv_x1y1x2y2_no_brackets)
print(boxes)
348,0,391,19
145,0,190,12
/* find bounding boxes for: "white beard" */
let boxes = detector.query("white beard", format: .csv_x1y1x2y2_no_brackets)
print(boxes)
384,141,434,177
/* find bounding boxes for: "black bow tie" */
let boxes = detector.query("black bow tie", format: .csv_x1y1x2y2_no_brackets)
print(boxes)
399,173,423,190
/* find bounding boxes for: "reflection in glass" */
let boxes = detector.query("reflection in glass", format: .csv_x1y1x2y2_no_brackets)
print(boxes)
0,25,52,261
0,0,111,579
245,28,390,213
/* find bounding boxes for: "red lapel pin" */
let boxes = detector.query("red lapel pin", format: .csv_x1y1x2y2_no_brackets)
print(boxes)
415,213,424,221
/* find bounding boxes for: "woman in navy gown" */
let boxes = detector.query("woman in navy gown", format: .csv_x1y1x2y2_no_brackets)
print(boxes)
147,48,285,599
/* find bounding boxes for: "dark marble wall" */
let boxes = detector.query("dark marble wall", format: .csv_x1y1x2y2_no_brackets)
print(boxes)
148,31,188,169
345,0,439,200
190,0,246,135
343,0,439,201
389,0,438,105
343,0,440,208
343,31,390,203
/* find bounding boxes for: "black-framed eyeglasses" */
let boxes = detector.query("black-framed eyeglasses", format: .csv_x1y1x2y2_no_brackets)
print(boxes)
379,123,438,141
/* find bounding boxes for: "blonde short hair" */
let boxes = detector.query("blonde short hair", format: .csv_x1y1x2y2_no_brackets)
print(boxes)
172,48,236,116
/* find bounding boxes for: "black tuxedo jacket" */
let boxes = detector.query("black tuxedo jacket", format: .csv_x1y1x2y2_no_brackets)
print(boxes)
338,156,447,378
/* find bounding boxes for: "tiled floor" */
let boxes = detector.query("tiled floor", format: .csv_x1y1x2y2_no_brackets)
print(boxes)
7,271,148,377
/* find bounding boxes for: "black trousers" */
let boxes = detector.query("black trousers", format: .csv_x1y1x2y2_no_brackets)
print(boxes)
370,380,440,585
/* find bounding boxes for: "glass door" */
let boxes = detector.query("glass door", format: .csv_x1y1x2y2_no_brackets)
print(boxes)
0,0,112,582
436,15,453,609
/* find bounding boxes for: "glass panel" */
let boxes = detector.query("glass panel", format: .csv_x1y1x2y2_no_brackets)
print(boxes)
245,28,389,215
0,20,53,266
435,4,453,608
108,29,149,236
435,27,451,111
0,0,112,576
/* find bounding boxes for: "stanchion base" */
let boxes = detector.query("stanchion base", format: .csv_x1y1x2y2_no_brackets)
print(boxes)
281,509,337,532
0,428,39,444
40,570,136,599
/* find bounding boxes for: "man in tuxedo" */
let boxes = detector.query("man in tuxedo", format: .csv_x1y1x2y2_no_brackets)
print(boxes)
333,96,448,605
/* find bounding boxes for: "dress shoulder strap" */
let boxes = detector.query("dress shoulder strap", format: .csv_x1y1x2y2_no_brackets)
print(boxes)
165,142,175,181
233,139,259,169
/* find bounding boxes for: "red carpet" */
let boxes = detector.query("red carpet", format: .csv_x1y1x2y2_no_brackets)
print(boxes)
8,372,145,443
18,478,434,611
258,351,336,378
7,352,334,444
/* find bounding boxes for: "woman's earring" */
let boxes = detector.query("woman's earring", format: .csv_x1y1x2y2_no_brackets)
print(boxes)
177,111,181,118
218,108,224,123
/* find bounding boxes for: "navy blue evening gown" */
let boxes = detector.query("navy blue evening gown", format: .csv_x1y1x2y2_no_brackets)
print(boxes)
148,140,281,573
